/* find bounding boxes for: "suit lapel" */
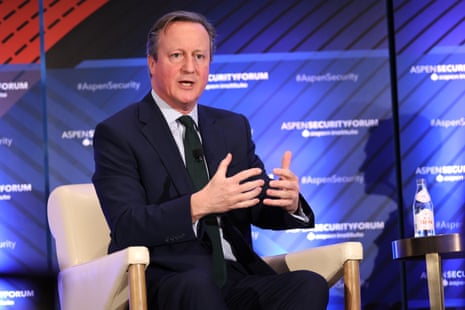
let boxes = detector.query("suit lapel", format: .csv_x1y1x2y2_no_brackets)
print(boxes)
136,98,227,193
137,94,192,194
197,106,227,176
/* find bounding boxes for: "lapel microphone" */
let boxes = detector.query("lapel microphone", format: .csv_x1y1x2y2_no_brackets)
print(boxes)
192,148,204,162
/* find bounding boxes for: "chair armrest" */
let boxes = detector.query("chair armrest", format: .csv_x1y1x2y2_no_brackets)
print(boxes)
263,242,363,310
263,242,363,286
58,246,149,310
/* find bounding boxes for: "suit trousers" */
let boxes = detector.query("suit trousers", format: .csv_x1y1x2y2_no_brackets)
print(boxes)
150,260,329,310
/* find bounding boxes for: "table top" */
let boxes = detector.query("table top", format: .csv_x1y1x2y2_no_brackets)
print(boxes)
392,233,464,260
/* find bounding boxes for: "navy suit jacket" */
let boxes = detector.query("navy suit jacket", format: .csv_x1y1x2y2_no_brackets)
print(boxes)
92,93,315,282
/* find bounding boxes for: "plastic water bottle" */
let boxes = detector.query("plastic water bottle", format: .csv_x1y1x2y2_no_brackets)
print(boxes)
412,178,435,237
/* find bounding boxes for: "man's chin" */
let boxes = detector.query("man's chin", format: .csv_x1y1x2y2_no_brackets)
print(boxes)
173,99,197,112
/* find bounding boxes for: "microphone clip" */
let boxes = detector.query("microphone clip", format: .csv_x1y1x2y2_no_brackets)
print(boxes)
192,148,204,162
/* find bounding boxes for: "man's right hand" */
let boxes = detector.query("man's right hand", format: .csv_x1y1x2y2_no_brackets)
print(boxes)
190,153,264,222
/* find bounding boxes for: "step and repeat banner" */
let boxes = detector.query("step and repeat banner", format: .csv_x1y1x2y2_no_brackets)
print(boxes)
45,1,396,307
1,0,464,308
0,0,55,308
393,0,465,308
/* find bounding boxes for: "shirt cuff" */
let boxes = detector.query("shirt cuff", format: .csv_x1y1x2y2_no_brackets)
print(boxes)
290,201,310,223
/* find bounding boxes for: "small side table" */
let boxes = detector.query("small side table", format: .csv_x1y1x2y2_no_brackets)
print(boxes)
392,233,464,310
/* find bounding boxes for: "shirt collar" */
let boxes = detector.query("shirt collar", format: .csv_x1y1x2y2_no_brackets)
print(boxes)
151,90,199,126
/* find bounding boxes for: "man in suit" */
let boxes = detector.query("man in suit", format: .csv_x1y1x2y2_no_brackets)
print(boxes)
92,10,328,310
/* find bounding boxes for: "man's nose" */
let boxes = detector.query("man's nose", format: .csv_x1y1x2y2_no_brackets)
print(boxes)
182,56,195,72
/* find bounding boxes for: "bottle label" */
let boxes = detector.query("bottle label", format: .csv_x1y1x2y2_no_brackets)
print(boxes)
415,188,431,203
414,208,434,231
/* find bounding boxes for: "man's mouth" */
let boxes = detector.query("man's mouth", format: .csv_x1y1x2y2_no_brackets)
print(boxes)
180,80,194,87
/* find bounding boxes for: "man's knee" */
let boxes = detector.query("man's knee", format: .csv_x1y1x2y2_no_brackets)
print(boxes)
153,270,226,310
292,270,329,306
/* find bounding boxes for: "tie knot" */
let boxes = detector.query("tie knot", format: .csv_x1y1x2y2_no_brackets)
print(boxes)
178,115,196,130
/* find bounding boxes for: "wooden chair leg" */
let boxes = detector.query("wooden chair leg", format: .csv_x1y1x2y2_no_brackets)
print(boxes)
344,260,361,310
129,264,148,310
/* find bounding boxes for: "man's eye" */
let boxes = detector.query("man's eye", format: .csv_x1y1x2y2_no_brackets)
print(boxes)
171,53,182,59
195,54,207,62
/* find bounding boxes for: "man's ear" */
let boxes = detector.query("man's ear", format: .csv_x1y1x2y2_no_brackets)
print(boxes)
147,55,156,76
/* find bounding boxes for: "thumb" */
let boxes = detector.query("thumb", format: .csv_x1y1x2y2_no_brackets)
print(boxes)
215,153,232,178
281,151,292,170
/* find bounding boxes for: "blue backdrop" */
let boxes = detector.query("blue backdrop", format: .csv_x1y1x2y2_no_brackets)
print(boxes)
0,0,464,309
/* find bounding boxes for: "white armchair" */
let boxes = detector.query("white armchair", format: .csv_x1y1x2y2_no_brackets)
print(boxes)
47,184,149,310
47,183,363,310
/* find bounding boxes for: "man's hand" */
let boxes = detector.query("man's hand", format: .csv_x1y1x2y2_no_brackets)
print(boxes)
263,151,300,213
190,153,264,222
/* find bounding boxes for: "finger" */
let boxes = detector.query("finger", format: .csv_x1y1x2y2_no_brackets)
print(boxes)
234,186,263,209
214,153,232,178
263,197,293,208
239,186,263,201
238,179,264,193
281,150,292,170
232,167,263,183
271,167,298,183
269,177,298,190
234,197,261,209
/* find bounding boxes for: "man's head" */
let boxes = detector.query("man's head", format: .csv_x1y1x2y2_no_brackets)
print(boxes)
147,11,216,61
146,11,216,113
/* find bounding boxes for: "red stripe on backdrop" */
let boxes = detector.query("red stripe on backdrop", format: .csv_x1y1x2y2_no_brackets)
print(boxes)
1,0,109,64
0,1,39,64
43,0,109,56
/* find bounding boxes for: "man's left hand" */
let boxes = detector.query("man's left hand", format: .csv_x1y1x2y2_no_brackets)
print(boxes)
263,151,300,214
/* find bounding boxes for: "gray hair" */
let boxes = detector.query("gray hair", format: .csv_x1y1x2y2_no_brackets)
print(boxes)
146,10,216,61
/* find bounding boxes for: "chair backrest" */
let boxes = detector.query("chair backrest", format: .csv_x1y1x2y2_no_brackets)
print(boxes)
47,183,110,270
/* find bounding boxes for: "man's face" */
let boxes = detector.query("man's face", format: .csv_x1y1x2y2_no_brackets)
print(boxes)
148,21,211,113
